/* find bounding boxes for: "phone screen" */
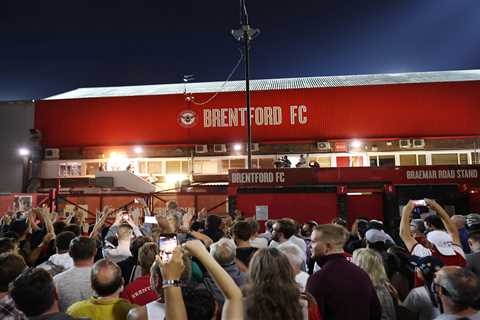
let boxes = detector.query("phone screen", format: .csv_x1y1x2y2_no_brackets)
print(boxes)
412,199,427,206
159,235,177,263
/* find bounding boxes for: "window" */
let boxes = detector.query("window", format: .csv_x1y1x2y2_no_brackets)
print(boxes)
350,156,363,167
193,160,219,174
138,161,148,174
149,161,163,175
230,159,246,169
86,162,100,175
417,155,427,166
181,161,190,174
432,154,458,165
472,152,480,165
59,163,82,177
316,157,331,168
378,155,395,167
369,156,378,167
259,158,275,168
166,161,181,174
459,154,468,165
400,154,417,166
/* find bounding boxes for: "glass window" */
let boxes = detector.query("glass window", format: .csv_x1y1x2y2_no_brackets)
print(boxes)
149,161,163,175
378,155,395,167
317,157,331,168
86,162,99,175
220,160,230,173
230,159,246,169
138,161,148,174
418,154,427,166
369,156,378,167
193,160,219,174
166,161,181,174
59,163,82,177
259,158,275,168
471,152,480,165
181,161,190,174
350,156,363,167
400,154,417,166
432,154,458,165
459,154,468,165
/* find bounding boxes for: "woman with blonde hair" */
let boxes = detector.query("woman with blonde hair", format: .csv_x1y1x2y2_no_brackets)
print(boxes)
353,248,397,320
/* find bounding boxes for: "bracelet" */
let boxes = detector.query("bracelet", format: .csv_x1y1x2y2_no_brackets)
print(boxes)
162,279,182,288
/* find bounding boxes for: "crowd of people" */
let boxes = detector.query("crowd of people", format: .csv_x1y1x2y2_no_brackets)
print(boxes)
0,198,480,320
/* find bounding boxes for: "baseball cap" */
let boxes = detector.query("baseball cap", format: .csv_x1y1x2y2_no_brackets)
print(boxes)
365,229,388,243
466,213,480,232
426,230,455,256
410,255,444,277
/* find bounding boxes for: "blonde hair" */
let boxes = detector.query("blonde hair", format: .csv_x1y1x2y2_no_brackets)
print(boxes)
352,248,388,287
313,224,348,248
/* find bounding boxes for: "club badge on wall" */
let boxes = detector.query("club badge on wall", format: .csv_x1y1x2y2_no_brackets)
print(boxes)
178,110,197,128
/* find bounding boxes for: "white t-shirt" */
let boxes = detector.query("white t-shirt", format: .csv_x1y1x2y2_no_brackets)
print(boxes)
295,271,310,292
269,236,307,253
250,237,268,249
402,286,439,320
146,300,166,320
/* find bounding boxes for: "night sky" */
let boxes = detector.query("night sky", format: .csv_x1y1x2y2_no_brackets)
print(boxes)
1,0,480,100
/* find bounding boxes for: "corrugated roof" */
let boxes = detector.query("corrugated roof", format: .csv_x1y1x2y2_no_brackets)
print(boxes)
45,69,480,100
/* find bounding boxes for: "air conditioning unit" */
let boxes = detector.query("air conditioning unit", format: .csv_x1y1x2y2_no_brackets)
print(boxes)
316,142,331,152
412,139,425,149
213,144,227,153
399,139,412,149
195,144,208,154
44,148,60,159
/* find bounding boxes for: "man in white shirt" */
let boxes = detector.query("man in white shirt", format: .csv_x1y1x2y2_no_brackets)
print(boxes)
54,236,97,312
269,219,307,253
38,231,76,276
103,224,134,264
277,242,309,291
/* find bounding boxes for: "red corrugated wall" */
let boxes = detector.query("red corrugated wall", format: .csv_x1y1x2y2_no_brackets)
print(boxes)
35,81,480,148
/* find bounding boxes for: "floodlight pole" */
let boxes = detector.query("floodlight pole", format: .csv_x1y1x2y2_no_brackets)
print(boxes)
232,0,259,169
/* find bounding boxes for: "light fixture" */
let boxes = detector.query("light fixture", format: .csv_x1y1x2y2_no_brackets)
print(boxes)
350,140,362,149
18,148,30,156
133,146,143,154
233,144,242,151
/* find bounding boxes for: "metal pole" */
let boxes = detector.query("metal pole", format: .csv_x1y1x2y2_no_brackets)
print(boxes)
244,25,252,169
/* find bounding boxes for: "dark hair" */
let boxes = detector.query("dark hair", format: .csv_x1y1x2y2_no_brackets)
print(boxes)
138,242,159,273
247,218,260,234
55,231,76,252
232,221,253,241
52,221,66,235
424,215,445,230
332,217,348,228
10,219,28,237
69,236,97,261
0,253,26,292
265,220,275,233
245,248,303,320
357,220,369,239
63,223,81,236
0,237,15,254
91,259,124,296
183,287,216,320
275,219,297,239
367,220,384,231
438,267,480,310
10,268,56,317
468,231,480,243
130,236,153,259
206,215,222,230
412,219,426,234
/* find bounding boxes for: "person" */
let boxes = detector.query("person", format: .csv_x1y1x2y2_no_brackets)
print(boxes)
66,259,136,320
202,215,225,243
466,231,480,278
353,248,397,320
296,154,308,168
38,231,76,276
258,220,275,242
10,268,73,320
53,236,96,312
248,219,268,249
232,220,258,267
365,228,392,275
307,224,381,320
204,238,246,305
270,219,307,253
103,223,135,263
277,242,310,292
282,155,292,168
402,256,444,320
120,242,159,305
400,200,466,267
450,215,470,254
0,237,18,255
117,236,153,285
0,253,27,320
433,266,480,319
244,247,309,320
183,240,243,320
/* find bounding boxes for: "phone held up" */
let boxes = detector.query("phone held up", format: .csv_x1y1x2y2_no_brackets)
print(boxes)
159,234,178,263
411,199,430,219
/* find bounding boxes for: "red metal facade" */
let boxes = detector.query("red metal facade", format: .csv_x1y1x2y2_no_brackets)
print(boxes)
35,81,480,148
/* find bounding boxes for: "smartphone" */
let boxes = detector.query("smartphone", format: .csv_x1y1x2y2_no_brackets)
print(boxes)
412,199,427,206
159,234,177,263
122,213,129,222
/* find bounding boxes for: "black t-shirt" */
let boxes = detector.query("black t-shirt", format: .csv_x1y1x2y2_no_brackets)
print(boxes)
236,247,258,267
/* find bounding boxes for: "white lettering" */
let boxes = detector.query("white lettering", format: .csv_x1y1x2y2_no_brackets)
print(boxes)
203,109,212,127
290,105,298,125
298,105,308,124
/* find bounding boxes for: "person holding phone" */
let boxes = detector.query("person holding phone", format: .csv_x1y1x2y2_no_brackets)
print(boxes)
400,199,466,268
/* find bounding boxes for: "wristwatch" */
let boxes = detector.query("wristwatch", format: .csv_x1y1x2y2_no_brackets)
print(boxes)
162,279,182,288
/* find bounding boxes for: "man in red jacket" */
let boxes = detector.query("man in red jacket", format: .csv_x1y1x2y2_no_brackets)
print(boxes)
306,224,381,320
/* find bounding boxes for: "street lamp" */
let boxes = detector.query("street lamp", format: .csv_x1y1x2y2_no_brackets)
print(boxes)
18,148,30,156
18,148,31,192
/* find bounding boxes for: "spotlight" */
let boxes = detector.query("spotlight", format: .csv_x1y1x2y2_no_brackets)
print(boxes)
233,144,242,151
18,148,30,156
350,140,362,149
133,146,143,154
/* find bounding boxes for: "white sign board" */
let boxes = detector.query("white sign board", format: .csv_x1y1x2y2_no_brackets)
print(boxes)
255,205,269,221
